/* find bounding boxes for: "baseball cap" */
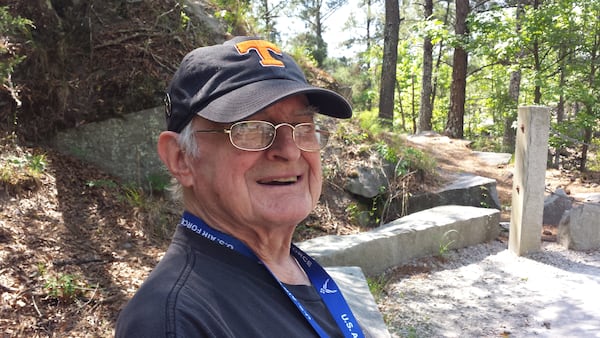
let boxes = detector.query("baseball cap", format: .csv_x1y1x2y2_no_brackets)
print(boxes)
164,36,352,132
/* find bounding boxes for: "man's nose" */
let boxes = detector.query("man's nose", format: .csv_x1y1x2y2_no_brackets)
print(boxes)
266,124,302,159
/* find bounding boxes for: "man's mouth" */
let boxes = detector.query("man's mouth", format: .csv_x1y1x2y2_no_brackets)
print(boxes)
258,176,299,186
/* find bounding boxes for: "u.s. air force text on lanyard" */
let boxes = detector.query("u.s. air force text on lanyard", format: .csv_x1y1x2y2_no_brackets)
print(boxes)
180,211,365,338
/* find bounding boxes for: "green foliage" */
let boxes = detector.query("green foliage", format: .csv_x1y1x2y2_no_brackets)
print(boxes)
26,153,46,176
419,17,450,46
379,139,435,178
86,179,118,189
289,32,327,67
402,326,419,338
351,110,437,178
0,6,33,89
470,135,503,152
42,272,88,302
587,138,600,171
84,177,176,241
345,197,382,227
374,141,398,163
0,150,46,185
335,123,369,145
44,274,78,300
146,173,171,192
367,275,388,301
0,162,11,183
345,202,361,222
1,156,22,183
179,8,191,30
287,42,320,68
438,229,459,257
212,0,251,34
479,186,490,208
357,110,385,136
122,185,146,208
335,116,438,226
399,147,435,176
94,181,147,208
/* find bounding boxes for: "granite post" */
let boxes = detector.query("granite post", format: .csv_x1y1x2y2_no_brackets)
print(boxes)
509,106,550,255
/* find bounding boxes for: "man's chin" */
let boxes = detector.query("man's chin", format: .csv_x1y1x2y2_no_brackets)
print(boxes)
258,209,312,228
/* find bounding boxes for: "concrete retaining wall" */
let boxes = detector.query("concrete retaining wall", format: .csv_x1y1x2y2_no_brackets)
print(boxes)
298,205,500,276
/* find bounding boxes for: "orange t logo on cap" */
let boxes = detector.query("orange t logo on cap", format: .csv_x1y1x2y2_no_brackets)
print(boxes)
235,40,285,67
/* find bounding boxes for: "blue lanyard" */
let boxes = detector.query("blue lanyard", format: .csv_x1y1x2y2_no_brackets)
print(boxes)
179,212,365,338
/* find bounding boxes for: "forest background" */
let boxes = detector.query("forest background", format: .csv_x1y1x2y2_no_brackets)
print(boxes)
2,0,600,171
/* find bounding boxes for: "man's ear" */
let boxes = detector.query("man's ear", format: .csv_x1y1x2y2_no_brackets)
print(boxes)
157,131,194,188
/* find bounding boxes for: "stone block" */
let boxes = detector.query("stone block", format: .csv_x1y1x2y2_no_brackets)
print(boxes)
298,205,500,276
407,173,501,214
558,203,600,251
472,151,512,166
543,188,573,225
326,267,390,338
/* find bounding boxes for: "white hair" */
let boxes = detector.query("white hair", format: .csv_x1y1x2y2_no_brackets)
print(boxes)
167,119,199,202
177,119,200,158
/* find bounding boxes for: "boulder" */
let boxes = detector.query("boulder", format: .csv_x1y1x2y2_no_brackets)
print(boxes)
573,193,600,204
543,188,573,225
558,203,600,251
407,173,501,214
344,166,388,199
472,151,512,166
53,106,168,190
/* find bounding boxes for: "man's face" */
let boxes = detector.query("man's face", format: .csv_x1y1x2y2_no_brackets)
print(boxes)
185,95,323,231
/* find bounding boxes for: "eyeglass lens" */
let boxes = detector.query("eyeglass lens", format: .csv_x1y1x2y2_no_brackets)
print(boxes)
229,121,329,151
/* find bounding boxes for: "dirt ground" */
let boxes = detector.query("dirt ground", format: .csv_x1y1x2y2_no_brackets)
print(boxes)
1,133,598,337
407,134,600,241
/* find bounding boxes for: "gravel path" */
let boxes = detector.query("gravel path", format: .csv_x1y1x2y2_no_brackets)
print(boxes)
378,240,600,337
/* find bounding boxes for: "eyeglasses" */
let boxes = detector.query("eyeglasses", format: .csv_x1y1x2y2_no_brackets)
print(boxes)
194,121,330,152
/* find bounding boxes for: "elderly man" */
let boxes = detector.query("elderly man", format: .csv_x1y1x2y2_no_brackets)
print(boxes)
115,36,364,338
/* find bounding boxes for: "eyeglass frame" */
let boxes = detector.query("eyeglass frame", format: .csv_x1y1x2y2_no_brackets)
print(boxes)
194,120,330,152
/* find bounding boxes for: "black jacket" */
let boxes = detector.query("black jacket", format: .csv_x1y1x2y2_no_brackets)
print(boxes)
115,225,343,338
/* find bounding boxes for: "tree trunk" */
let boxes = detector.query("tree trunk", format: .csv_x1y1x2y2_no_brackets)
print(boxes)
553,45,567,168
315,7,327,66
259,0,277,40
533,38,542,103
580,126,592,172
365,0,373,110
378,0,400,125
417,0,434,133
396,79,406,131
532,0,542,104
502,0,524,153
431,0,451,109
444,0,469,139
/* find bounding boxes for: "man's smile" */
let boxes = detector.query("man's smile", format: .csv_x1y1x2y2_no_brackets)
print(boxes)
258,176,300,185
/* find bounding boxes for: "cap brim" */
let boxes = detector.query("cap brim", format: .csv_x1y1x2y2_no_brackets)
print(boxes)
195,79,352,123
